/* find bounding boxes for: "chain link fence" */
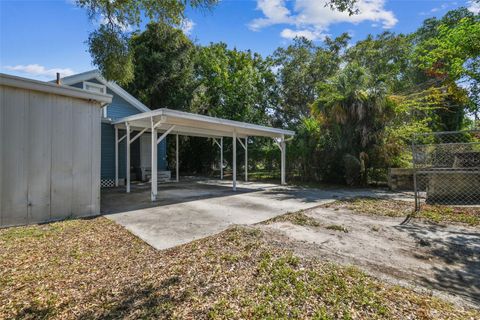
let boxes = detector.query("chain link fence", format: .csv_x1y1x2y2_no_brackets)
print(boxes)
412,130,480,211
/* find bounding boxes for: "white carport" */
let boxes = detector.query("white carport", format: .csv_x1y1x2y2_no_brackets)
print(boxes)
112,108,294,201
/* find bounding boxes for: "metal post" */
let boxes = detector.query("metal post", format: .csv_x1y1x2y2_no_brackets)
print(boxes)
176,134,179,182
245,137,248,182
280,135,286,185
151,119,158,201
115,127,119,187
412,138,418,211
220,137,224,180
126,122,131,193
233,131,237,191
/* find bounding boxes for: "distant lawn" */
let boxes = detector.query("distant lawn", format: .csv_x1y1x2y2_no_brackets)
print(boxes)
1,218,478,319
324,197,480,226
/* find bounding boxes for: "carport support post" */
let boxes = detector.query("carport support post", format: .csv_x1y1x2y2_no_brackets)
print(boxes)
280,135,286,185
126,122,131,193
175,134,179,182
151,118,158,201
245,137,248,182
220,137,223,180
115,127,119,187
233,131,237,191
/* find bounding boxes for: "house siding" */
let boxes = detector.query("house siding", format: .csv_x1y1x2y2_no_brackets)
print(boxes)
70,79,139,120
70,77,167,186
101,125,167,181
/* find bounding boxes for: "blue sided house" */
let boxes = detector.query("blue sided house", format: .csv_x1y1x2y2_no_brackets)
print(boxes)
59,70,168,187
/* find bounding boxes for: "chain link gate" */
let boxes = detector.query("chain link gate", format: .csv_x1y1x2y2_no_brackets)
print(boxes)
412,130,480,211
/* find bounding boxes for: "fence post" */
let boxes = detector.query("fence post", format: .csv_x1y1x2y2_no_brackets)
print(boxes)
412,135,419,212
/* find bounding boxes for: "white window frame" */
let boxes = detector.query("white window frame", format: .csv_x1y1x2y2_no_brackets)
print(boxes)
83,81,108,118
83,81,106,93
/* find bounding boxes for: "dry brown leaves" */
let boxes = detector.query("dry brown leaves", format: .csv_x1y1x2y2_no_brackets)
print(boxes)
1,217,478,319
324,198,480,226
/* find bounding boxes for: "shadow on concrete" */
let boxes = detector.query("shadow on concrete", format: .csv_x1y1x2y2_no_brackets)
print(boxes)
394,222,480,305
101,179,269,214
101,178,405,215
260,187,399,204
101,178,398,214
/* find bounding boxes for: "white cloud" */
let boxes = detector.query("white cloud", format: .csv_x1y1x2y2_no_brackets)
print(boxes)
249,0,294,30
3,64,75,78
180,19,196,35
249,0,398,40
468,0,480,14
280,28,324,40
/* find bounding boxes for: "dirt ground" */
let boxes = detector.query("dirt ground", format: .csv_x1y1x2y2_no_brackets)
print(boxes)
258,206,480,308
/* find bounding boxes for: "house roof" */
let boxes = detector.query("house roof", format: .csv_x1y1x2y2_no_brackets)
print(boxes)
113,108,295,139
1,73,112,105
57,70,151,113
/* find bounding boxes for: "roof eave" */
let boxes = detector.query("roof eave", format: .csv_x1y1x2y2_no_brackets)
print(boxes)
113,108,295,138
58,70,151,113
1,73,113,105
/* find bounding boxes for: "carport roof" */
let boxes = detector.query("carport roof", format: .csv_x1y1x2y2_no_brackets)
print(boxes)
113,108,295,139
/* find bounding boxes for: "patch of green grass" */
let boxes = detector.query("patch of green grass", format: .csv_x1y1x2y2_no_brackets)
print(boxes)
420,206,479,226
265,211,321,227
0,224,64,243
325,197,480,226
325,224,349,233
212,253,390,319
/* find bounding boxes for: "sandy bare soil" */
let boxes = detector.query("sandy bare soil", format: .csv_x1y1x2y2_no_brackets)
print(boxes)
258,207,480,308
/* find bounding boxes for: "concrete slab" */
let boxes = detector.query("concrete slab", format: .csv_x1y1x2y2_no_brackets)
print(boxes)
102,179,408,250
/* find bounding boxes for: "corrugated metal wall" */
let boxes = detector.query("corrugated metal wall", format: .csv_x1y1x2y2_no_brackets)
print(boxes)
0,85,101,227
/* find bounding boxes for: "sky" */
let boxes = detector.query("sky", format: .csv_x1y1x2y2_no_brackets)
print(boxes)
0,0,478,81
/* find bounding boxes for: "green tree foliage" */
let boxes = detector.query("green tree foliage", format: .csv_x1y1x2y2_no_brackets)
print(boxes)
97,6,478,185
192,43,277,124
78,0,218,83
127,23,195,110
408,8,478,127
272,35,350,125
77,0,357,84
415,11,480,119
185,43,278,174
311,63,395,184
88,25,134,85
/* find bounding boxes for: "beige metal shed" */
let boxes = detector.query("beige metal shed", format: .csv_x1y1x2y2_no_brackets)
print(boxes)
0,73,112,227
113,108,295,201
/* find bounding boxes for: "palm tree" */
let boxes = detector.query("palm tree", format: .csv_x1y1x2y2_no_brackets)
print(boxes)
311,63,394,185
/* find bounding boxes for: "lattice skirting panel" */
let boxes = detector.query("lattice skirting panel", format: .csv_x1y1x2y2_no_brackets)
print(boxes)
101,179,115,188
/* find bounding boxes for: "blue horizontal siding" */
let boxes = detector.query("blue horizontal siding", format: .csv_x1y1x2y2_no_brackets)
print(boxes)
72,77,167,180
158,139,167,170
70,78,141,120
101,124,167,180
107,94,141,120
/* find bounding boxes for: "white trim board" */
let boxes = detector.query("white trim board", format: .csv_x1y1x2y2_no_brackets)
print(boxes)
57,70,150,113
113,108,295,139
1,73,112,105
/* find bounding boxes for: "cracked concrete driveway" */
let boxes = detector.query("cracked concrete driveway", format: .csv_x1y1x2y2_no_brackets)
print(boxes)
101,179,406,250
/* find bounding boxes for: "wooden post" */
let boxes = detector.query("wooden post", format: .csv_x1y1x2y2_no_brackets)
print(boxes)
151,119,158,201
176,134,179,182
280,135,286,185
233,131,237,191
126,122,131,193
115,127,119,187
245,137,248,182
220,137,223,180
